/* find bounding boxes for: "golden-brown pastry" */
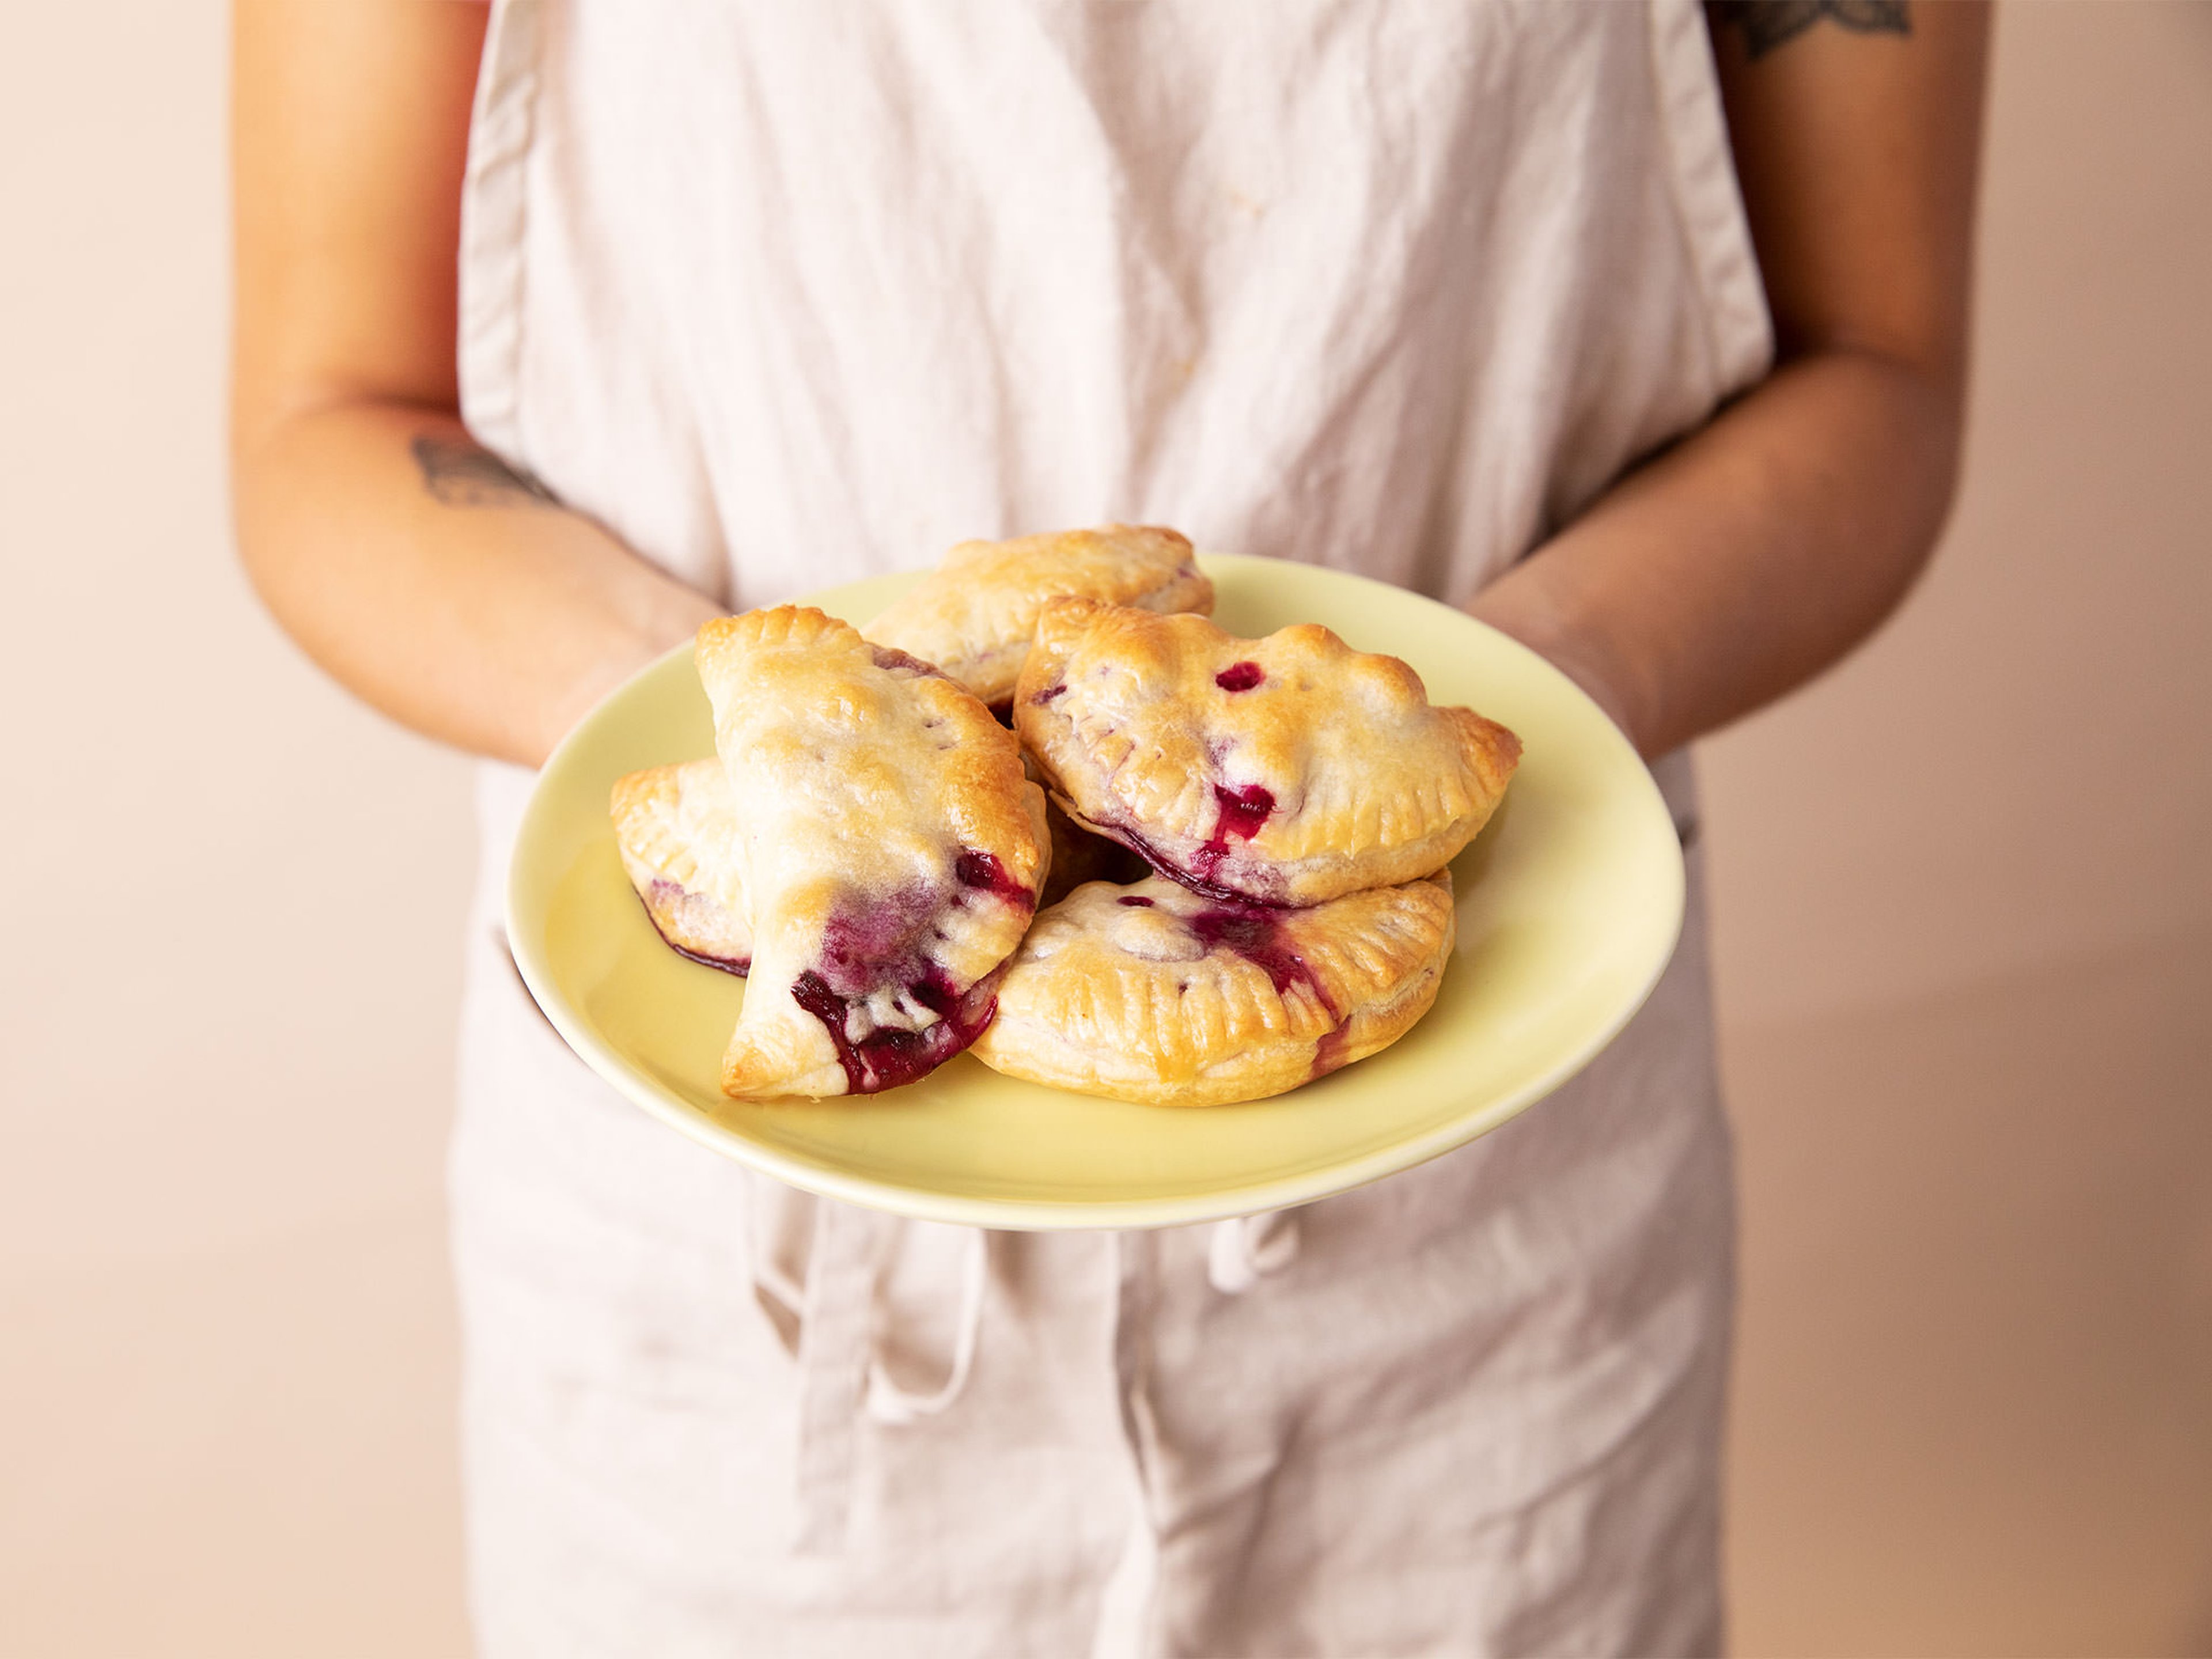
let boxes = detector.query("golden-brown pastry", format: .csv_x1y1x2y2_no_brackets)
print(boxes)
970,872,1456,1106
697,607,1048,1099
1014,599,1521,907
610,759,752,974
861,525,1213,708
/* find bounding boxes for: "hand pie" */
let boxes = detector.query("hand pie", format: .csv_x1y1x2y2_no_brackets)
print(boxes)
698,607,1048,1099
862,524,1213,708
970,872,1456,1106
610,759,752,974
1015,600,1521,907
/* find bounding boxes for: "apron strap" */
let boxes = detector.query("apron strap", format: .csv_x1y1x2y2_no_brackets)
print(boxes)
791,1199,883,1555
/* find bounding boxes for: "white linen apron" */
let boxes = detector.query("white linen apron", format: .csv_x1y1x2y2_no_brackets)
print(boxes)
449,2,1771,1653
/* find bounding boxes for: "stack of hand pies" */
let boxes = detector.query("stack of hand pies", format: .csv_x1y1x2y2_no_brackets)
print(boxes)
610,526,1521,1105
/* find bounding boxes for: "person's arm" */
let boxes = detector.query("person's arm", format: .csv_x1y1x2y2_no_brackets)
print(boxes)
230,0,718,769
1470,1,1989,757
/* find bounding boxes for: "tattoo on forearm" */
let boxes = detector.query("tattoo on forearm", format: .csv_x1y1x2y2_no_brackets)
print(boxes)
1712,0,1909,60
411,433,558,509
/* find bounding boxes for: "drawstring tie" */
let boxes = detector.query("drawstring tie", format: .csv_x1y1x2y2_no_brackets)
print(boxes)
751,1199,989,1554
1206,1207,1302,1294
752,1200,1298,1557
865,1226,987,1426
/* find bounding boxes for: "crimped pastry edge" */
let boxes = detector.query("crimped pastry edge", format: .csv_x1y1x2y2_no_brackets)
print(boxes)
862,524,1214,704
970,871,1456,1106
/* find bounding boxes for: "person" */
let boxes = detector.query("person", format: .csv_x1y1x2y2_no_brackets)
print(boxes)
230,2,1987,1652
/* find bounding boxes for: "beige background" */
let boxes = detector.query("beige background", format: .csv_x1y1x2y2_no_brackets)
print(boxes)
3,4,2207,1654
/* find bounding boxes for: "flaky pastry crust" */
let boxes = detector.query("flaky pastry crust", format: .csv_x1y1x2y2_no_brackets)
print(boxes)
970,872,1456,1106
862,525,1213,706
611,759,753,973
697,607,1047,1099
1014,599,1521,906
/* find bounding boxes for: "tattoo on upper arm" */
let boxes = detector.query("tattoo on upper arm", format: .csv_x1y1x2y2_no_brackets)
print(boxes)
411,434,559,509
1711,0,1910,61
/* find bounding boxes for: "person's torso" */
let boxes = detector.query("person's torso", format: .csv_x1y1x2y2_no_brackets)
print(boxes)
458,0,1770,615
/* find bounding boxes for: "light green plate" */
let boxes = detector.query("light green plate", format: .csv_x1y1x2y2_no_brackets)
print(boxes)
507,553,1681,1231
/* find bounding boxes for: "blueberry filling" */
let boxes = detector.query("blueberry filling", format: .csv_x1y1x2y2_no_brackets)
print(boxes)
1103,820,1262,905
1214,661,1264,692
1184,902,1338,1020
818,892,934,984
866,643,944,678
953,849,1036,909
1071,777,1279,905
1210,783,1275,843
790,967,995,1094
1116,895,1154,907
1188,782,1276,884
1028,681,1068,705
662,937,752,976
786,853,1030,1093
1309,1020,1356,1079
